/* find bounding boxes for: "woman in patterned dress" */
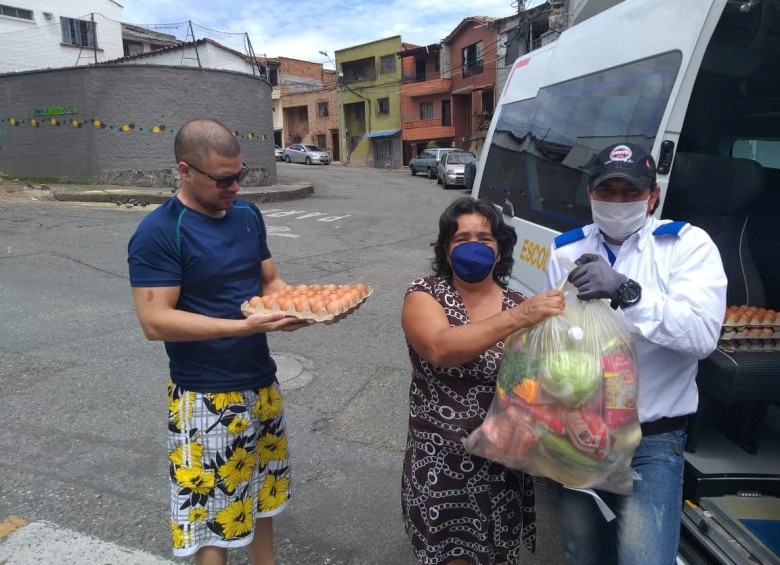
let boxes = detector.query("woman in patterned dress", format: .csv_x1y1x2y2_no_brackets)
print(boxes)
401,197,565,565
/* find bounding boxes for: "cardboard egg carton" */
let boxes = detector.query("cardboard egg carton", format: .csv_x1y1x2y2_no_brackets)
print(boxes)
722,305,780,330
241,284,373,325
720,326,780,340
718,338,780,353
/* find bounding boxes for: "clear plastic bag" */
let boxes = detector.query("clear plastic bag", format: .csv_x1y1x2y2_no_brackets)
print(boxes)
463,277,641,495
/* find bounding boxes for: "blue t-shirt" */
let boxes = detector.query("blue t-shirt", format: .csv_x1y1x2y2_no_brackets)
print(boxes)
128,197,277,392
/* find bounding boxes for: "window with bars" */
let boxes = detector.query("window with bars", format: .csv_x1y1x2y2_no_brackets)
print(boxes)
61,17,97,48
377,97,390,115
0,4,33,19
318,102,329,117
461,41,484,77
316,134,326,148
420,102,433,120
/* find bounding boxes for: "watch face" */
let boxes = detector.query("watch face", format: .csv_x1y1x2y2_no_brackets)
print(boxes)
620,280,642,305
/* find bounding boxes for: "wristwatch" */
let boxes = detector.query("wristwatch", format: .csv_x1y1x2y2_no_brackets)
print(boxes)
611,279,642,309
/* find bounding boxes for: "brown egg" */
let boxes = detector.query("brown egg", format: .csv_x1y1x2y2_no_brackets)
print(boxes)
278,297,293,312
294,298,310,313
261,295,277,309
354,283,367,296
323,283,338,293
326,299,342,314
249,296,262,307
310,299,325,314
309,284,323,292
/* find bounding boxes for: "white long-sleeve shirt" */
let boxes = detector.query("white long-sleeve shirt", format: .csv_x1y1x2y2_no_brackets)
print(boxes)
544,217,728,423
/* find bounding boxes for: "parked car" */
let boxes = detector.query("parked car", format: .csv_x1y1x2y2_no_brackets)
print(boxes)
409,147,459,178
274,144,284,161
437,151,476,189
283,143,331,165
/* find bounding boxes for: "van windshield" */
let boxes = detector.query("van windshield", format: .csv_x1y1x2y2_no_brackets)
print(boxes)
477,51,681,232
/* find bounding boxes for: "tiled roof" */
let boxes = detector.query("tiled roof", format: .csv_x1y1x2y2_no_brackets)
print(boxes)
441,16,496,43
100,37,249,65
121,23,179,45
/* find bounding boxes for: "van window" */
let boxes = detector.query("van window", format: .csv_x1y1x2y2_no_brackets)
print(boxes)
733,139,780,168
477,51,682,233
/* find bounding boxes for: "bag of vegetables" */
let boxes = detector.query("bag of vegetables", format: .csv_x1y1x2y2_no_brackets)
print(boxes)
463,278,641,495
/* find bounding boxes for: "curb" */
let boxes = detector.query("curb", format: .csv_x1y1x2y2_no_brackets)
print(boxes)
50,182,313,205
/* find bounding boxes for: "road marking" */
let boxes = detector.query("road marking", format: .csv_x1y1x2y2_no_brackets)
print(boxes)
0,520,177,564
267,225,300,238
263,208,351,222
0,515,27,538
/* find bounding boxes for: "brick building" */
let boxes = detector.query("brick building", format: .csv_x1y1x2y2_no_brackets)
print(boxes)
279,57,340,161
443,16,499,157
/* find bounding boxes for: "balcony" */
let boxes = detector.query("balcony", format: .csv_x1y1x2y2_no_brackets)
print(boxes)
461,59,484,78
402,70,442,84
403,117,447,129
404,76,452,98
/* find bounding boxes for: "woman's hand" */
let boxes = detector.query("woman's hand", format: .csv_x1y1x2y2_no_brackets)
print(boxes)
512,290,565,328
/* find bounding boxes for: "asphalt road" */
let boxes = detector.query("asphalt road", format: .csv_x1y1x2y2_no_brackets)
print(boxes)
0,162,566,564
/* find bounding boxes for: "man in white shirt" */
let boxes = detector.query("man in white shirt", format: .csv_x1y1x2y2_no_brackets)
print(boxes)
544,142,727,565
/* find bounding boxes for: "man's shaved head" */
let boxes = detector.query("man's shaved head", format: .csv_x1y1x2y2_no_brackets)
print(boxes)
174,118,241,166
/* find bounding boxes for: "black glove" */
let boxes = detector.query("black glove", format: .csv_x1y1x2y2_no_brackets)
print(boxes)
567,254,627,301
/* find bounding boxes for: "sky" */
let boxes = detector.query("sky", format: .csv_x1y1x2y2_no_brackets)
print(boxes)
118,0,531,68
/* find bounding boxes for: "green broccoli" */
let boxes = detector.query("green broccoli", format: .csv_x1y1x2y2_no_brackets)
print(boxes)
498,349,536,390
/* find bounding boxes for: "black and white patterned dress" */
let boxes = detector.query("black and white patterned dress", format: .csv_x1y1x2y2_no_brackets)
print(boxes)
401,276,536,565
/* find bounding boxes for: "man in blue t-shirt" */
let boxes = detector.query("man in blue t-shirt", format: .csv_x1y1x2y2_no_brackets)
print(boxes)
128,118,307,564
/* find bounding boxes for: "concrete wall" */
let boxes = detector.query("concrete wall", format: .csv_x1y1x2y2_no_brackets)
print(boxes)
0,65,277,185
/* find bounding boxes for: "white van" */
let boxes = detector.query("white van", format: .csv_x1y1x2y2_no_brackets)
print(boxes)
471,1,780,563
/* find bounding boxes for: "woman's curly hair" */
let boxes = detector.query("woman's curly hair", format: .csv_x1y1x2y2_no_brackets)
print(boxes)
432,197,517,287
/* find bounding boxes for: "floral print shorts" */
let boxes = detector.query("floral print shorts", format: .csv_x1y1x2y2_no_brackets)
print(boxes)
167,381,291,557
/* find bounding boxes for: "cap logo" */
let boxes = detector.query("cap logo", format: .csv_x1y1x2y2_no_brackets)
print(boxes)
608,145,633,162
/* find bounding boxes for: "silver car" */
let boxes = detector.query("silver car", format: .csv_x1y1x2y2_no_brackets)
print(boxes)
283,143,331,165
437,151,476,189
274,144,284,161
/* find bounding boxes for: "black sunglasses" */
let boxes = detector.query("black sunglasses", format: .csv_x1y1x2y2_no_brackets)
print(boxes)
186,161,249,189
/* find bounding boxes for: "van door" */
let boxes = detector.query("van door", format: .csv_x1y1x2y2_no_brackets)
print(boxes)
472,0,726,296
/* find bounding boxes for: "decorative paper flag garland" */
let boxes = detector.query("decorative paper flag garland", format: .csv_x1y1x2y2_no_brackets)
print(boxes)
0,116,270,141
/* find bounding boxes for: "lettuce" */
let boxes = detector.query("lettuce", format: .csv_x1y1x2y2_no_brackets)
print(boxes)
539,350,601,406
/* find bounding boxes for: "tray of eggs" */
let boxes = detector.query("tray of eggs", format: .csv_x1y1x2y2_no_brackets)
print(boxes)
241,283,372,324
719,305,780,352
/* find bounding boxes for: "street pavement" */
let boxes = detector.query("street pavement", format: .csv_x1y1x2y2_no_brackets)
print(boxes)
48,179,313,205
0,163,567,564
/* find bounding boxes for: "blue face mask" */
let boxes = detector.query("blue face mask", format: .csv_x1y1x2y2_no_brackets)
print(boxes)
450,241,496,283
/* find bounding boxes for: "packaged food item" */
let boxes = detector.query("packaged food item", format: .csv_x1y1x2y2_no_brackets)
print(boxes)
463,278,640,495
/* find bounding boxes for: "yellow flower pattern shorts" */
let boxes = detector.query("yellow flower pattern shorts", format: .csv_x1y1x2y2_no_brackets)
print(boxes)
167,381,291,557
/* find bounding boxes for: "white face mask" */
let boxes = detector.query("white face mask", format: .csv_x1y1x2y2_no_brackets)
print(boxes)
590,200,649,241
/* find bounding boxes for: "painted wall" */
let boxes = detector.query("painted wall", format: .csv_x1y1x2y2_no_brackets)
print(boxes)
335,36,403,168
0,0,124,73
0,65,276,183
